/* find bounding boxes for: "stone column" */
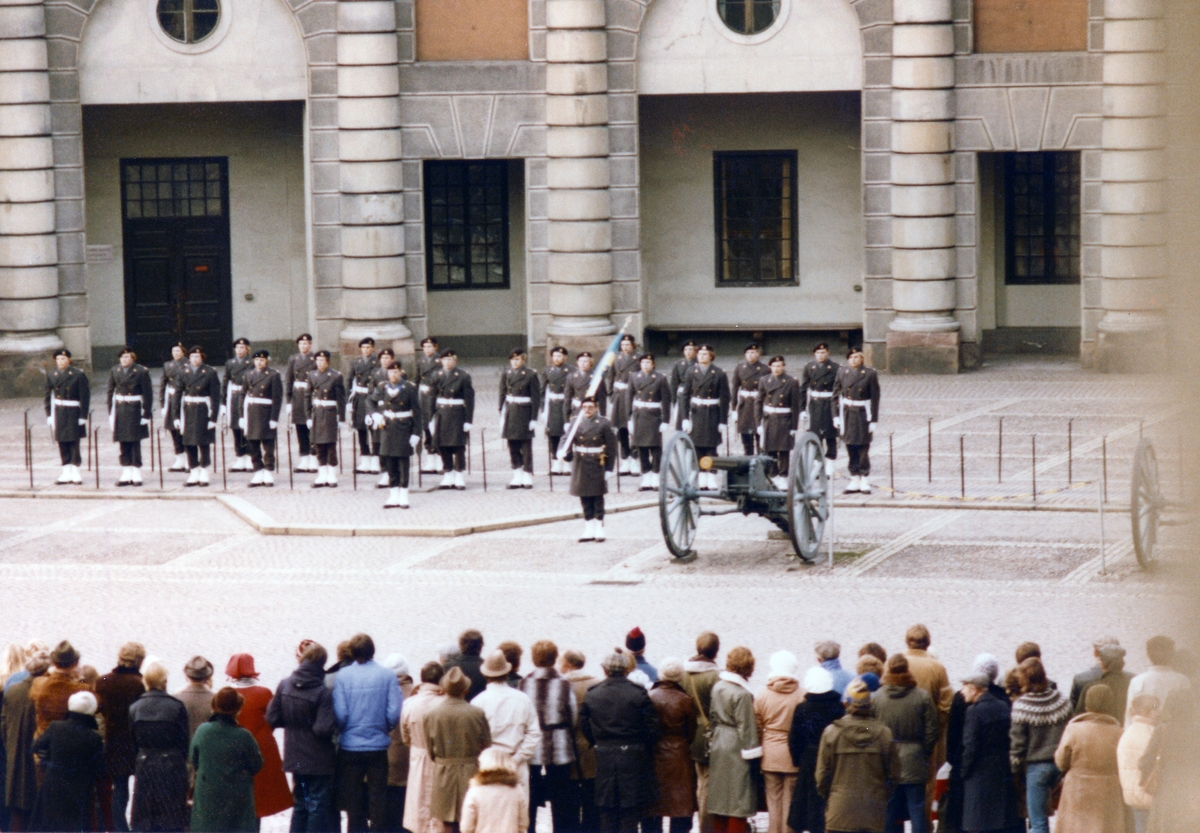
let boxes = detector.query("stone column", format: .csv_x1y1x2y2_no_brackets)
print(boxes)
336,0,413,368
544,0,615,356
0,0,62,394
885,0,959,373
1094,0,1166,370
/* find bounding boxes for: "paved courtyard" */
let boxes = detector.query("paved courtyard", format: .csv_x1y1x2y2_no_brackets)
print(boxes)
0,356,1193,829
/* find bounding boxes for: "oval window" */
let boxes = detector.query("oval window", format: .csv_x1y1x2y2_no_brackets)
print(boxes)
157,0,220,43
717,0,780,35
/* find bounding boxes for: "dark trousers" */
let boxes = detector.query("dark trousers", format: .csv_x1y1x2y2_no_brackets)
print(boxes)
441,446,465,472
581,495,605,520
232,427,249,457
118,441,143,467
886,783,929,833
316,442,338,467
112,774,131,832
821,434,837,459
249,439,276,471
296,423,312,456
185,444,212,468
741,432,756,456
641,818,691,833
382,785,406,832
508,439,533,472
290,773,335,833
58,440,81,466
579,779,598,833
337,749,388,832
549,434,562,460
637,447,662,473
529,765,576,833
599,808,642,833
768,451,789,478
847,443,871,476
169,428,185,454
357,428,377,456
383,456,410,488
617,427,631,459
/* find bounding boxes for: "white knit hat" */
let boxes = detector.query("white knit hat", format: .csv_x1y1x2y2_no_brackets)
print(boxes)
803,666,834,695
769,650,800,681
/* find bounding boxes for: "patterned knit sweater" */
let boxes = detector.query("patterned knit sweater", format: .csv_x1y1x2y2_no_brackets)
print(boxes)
1010,688,1072,767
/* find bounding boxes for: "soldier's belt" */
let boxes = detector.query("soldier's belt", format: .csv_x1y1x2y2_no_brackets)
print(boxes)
418,384,431,393
807,390,833,399
382,410,413,420
842,398,871,408
245,396,273,406
633,400,663,409
112,394,142,403
737,390,759,399
436,397,465,406
227,384,243,392
545,392,565,400
613,381,629,390
763,405,792,415
690,398,720,407
313,399,339,408
52,398,81,407
352,384,369,395
505,395,532,404
292,381,309,389
573,445,605,455
182,396,211,405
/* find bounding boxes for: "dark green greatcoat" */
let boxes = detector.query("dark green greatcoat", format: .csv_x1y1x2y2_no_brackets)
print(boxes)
188,714,263,832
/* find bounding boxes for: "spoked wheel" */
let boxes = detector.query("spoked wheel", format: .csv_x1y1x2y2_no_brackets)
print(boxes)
660,431,700,559
1131,438,1163,570
787,432,829,563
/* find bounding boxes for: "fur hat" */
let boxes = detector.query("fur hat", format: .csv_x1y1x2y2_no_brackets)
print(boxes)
659,658,684,682
803,666,834,695
481,650,512,678
68,691,97,716
768,651,800,681
51,640,79,668
625,627,646,653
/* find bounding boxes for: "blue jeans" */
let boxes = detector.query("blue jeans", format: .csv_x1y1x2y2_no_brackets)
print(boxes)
1025,760,1060,833
886,782,929,833
290,773,336,833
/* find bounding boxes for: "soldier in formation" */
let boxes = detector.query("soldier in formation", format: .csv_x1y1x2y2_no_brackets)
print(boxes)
416,337,442,473
755,355,802,490
349,337,381,476
174,346,221,487
106,346,153,487
499,348,540,489
731,343,769,456
563,351,606,430
305,350,346,488
625,353,672,491
367,362,421,508
540,346,570,474
833,347,880,494
669,339,697,429
241,348,283,487
371,349,399,487
431,349,474,491
222,337,252,472
567,396,618,542
160,342,189,472
679,344,730,491
45,348,89,485
607,334,640,474
799,342,839,477
284,334,317,473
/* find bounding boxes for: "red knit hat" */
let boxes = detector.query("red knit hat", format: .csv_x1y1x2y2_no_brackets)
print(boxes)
225,653,258,679
625,627,646,653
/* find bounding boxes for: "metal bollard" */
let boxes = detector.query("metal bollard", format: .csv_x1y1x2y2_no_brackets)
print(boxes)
157,429,164,489
481,428,487,491
927,417,932,483
352,433,357,491
1031,435,1037,504
287,426,294,490
93,428,100,489
959,435,965,499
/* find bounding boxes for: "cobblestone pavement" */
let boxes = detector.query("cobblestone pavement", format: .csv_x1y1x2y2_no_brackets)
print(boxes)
2,357,1192,830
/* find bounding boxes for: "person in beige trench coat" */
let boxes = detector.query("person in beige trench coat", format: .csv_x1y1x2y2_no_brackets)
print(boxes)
402,663,446,833
424,667,492,829
1053,684,1126,833
753,651,804,833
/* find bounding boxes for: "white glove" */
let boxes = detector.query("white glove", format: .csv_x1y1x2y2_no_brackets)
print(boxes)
160,407,168,421
660,423,670,434
207,421,216,430
682,419,692,432
269,420,277,430
463,423,472,432
174,419,182,430
790,429,798,437
833,417,842,430
757,426,765,442
238,418,247,431
79,418,87,426
409,434,420,448
718,422,727,435
307,419,313,430
141,418,150,426
286,403,293,419
218,407,227,426
605,469,613,479
869,422,876,434
47,416,53,429
529,420,537,432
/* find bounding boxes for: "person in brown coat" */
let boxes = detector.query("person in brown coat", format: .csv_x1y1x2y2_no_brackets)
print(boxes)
95,642,146,832
31,641,89,738
754,651,805,833
901,625,951,822
173,656,215,742
3,651,50,830
561,649,601,833
816,680,900,833
1053,684,1125,833
646,659,698,833
424,667,492,832
679,631,722,833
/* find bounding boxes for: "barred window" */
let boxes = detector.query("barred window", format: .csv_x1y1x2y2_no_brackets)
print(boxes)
713,151,797,286
425,161,509,291
717,0,780,34
1004,152,1081,285
122,160,224,219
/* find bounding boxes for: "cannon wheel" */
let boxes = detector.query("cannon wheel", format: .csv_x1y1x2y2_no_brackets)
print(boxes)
659,431,700,559
787,432,829,563
1131,438,1162,570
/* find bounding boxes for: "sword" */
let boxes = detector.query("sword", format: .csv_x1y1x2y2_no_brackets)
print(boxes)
557,316,633,460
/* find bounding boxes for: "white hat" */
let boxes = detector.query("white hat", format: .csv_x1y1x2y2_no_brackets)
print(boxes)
768,650,800,681
383,653,410,679
68,690,98,716
803,666,834,695
972,653,1000,683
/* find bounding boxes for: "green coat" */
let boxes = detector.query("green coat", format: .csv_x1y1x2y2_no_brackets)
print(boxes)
189,714,264,832
705,674,762,818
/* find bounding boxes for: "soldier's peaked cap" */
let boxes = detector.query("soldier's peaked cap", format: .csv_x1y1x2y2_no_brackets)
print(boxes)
581,395,597,404
551,346,569,356
619,334,636,344
847,346,863,357
639,353,655,362
698,343,715,352
770,355,786,364
681,339,697,347
813,341,829,352
744,343,760,352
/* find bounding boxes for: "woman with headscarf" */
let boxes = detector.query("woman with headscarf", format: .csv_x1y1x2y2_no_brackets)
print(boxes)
190,687,264,832
128,660,190,831
706,647,762,833
29,690,104,831
646,658,697,833
787,667,844,833
225,653,293,821
753,651,804,833
1053,684,1125,833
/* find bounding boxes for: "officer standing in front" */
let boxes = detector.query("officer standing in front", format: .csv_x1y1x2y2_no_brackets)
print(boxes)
626,353,672,491
222,337,253,472
756,355,802,490
305,349,346,488
567,396,618,543
174,346,221,487
669,339,697,429
833,346,881,494
160,342,189,472
540,346,570,474
499,348,541,489
730,343,769,455
416,336,442,473
349,337,381,475
679,343,731,491
431,349,474,491
368,362,422,508
241,349,283,487
798,341,840,476
45,348,89,485
284,333,317,473
107,346,153,486
607,334,640,474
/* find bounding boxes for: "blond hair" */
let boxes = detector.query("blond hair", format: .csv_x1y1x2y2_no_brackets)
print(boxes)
142,661,169,691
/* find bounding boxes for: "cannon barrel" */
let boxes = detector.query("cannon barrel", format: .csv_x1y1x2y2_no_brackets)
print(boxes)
700,454,755,472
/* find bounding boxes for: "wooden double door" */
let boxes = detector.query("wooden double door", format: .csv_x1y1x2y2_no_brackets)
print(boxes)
121,157,232,364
